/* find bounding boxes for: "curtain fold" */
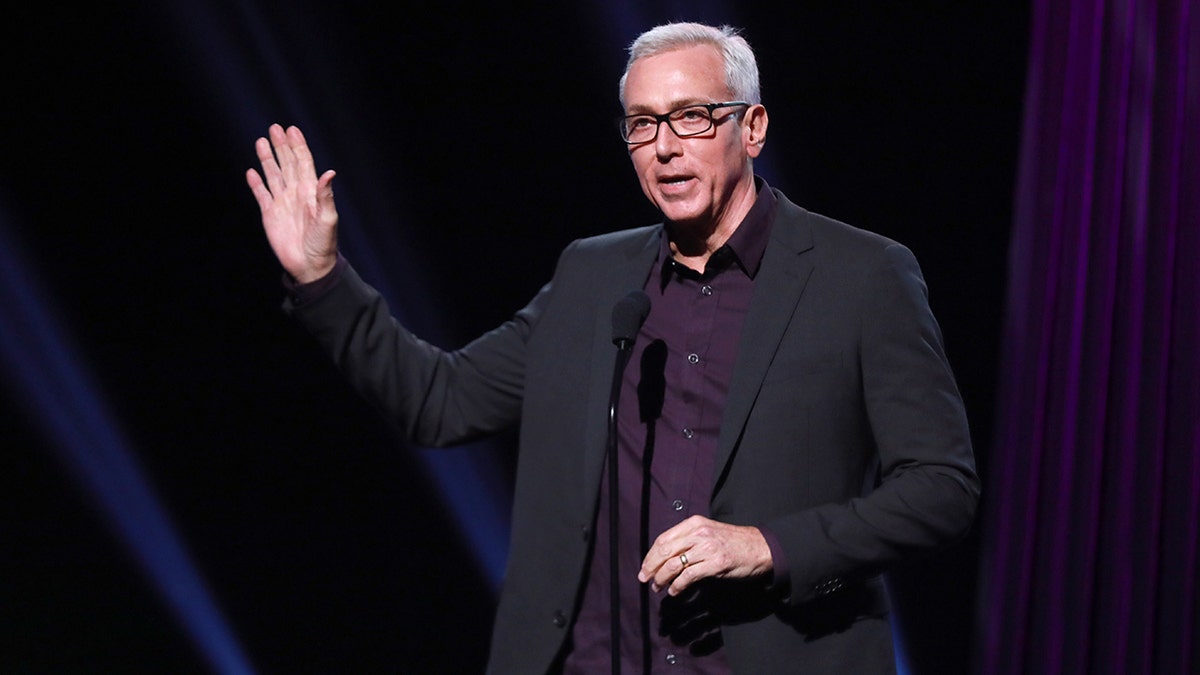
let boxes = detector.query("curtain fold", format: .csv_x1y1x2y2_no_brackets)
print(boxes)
977,0,1198,673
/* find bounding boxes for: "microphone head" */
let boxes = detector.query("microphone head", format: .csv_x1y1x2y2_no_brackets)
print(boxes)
611,290,651,348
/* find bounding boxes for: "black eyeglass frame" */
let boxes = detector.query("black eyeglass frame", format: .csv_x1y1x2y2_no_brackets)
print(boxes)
618,101,751,144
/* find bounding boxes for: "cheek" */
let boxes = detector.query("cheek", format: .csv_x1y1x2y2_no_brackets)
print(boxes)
630,157,657,191
633,153,655,175
632,171,660,206
638,178,658,203
716,151,746,186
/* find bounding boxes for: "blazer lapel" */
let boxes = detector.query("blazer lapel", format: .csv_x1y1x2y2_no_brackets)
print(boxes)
713,197,815,495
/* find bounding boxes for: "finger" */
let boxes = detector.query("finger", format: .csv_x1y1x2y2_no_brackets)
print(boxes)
654,549,699,592
269,123,299,187
245,168,273,211
639,517,703,582
666,561,705,596
647,550,705,596
639,543,677,584
642,542,690,591
288,126,319,181
255,136,285,196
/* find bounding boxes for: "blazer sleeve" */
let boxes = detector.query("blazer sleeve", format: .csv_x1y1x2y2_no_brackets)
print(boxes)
284,261,549,447
765,243,980,605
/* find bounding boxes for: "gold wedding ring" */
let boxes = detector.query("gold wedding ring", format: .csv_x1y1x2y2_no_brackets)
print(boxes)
679,553,690,567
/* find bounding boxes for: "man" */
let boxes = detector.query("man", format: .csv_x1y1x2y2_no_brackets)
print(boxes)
247,22,978,674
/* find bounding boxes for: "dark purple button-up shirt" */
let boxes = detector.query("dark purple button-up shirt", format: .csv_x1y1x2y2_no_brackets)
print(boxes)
564,181,780,674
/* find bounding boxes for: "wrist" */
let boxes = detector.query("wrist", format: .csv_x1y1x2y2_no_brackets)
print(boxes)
291,255,338,284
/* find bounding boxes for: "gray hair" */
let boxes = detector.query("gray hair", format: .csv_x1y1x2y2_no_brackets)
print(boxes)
618,22,761,108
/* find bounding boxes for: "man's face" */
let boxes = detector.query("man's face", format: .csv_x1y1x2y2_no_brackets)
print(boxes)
623,45,764,232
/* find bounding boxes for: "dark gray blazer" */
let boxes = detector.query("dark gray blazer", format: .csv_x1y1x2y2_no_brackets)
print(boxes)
288,189,979,674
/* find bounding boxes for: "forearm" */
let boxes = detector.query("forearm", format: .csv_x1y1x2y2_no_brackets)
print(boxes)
767,459,978,604
285,260,531,446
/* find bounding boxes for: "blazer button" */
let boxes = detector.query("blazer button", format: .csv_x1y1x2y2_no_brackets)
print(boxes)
552,610,567,628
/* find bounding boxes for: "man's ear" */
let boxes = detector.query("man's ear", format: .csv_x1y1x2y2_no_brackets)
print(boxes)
743,104,769,158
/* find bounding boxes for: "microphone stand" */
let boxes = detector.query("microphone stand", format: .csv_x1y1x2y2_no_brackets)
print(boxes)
607,291,649,675
608,339,634,675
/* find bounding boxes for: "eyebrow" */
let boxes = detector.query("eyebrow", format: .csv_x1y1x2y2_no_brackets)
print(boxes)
624,98,709,115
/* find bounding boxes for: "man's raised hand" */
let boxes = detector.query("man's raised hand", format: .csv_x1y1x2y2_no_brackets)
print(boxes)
246,124,339,283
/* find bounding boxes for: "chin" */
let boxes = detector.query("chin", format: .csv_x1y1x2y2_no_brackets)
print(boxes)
661,213,711,231
656,201,707,225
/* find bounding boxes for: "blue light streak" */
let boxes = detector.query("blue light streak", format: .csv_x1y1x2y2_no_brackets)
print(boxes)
0,206,256,675
155,0,513,590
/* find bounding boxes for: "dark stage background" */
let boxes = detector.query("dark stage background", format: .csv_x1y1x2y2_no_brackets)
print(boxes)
3,2,1028,672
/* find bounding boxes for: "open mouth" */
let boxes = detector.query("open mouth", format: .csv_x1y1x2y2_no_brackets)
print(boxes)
659,175,694,189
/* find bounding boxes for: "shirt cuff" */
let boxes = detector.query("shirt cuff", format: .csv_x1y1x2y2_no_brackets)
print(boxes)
283,254,347,307
759,525,791,602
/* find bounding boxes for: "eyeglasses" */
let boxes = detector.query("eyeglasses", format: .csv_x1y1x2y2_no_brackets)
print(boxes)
618,101,750,144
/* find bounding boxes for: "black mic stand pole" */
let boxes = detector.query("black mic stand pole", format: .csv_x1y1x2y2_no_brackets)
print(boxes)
607,291,649,675
607,344,632,675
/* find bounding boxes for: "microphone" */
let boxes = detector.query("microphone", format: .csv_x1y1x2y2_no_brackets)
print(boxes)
611,290,651,350
606,290,650,675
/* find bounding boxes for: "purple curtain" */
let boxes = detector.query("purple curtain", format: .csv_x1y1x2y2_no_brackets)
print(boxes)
977,0,1199,673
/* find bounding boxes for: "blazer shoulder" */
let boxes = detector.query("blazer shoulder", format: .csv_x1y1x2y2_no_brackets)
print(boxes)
772,189,911,260
551,224,661,275
566,224,661,256
524,225,661,311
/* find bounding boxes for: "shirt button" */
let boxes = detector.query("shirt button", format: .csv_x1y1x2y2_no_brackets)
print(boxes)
687,353,700,364
665,653,678,665
701,285,713,296
552,610,567,628
682,428,694,439
672,499,684,511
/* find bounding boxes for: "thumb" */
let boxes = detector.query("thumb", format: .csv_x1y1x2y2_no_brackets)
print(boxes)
316,170,338,223
317,169,337,199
